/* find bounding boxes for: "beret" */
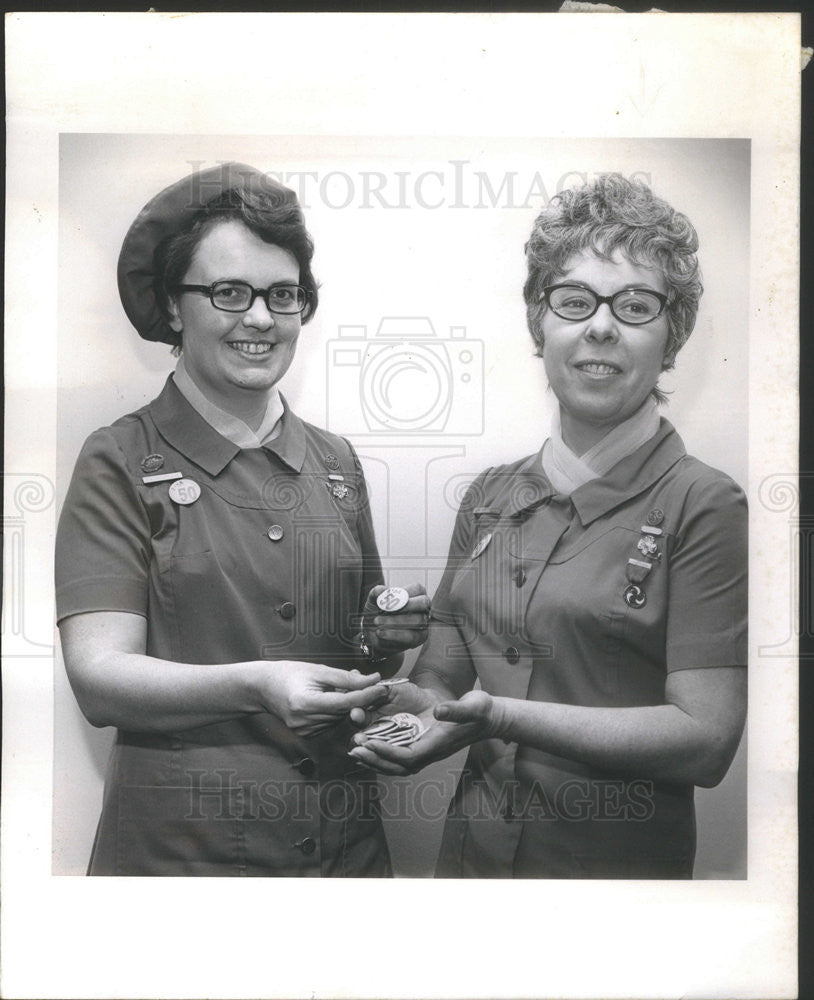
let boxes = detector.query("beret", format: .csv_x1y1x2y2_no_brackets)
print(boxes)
117,162,297,344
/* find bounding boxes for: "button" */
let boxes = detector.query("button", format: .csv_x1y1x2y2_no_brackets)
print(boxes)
647,508,665,526
504,646,520,664
267,524,284,541
295,837,316,855
296,756,316,777
514,568,526,587
376,586,409,613
278,602,296,620
168,478,201,506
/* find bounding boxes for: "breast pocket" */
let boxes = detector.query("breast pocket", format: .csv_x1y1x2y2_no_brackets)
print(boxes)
520,525,649,700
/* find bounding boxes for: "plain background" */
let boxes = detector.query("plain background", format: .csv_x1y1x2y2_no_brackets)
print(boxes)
54,134,750,878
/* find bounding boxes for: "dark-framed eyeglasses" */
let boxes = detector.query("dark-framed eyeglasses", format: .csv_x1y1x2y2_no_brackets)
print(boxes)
542,284,668,326
171,279,311,315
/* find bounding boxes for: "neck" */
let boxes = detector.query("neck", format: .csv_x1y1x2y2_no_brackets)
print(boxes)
559,411,612,457
180,360,273,431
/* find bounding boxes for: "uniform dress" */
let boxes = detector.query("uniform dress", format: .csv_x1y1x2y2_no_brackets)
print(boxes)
56,376,390,876
413,419,747,879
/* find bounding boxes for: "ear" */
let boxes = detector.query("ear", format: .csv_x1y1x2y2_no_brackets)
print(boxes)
166,295,183,334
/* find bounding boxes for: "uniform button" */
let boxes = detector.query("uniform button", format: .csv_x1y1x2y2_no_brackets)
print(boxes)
504,646,520,664
295,837,317,855
296,756,316,777
267,524,284,541
514,568,526,587
278,602,296,619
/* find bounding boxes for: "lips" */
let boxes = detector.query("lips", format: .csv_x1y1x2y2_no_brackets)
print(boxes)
574,360,622,375
228,341,273,356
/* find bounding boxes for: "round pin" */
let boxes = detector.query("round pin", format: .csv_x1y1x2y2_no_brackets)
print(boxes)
471,532,493,560
141,453,165,474
168,478,201,506
376,586,409,613
324,454,340,471
624,584,647,609
646,508,664,526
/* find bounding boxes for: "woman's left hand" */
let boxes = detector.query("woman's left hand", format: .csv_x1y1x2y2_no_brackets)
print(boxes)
362,583,430,657
348,690,501,776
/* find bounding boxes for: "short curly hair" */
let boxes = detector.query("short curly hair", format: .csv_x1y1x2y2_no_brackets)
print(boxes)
523,174,703,377
154,181,319,350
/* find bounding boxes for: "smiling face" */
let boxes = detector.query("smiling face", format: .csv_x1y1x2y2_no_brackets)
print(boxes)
540,249,671,454
167,219,302,418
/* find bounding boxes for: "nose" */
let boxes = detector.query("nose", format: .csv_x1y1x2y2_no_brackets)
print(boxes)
585,302,619,341
241,295,275,330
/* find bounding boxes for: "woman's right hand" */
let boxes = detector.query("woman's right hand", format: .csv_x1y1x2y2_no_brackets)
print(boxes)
256,661,392,738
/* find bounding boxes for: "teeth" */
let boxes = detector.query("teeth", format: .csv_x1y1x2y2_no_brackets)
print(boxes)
229,342,272,355
578,363,619,375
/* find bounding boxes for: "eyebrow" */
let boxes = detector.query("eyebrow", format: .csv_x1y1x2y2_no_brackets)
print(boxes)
557,280,664,294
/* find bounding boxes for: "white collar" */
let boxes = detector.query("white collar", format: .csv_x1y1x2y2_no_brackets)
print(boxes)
541,398,661,496
172,356,284,449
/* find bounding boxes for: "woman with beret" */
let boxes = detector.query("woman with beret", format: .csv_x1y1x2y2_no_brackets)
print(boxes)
56,163,429,876
351,174,747,879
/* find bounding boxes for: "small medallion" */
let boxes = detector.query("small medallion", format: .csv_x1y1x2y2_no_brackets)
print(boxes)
141,453,165,474
168,478,201,506
471,532,493,560
331,483,350,500
324,454,340,471
624,584,647,609
646,508,665,527
637,534,659,558
376,586,409,613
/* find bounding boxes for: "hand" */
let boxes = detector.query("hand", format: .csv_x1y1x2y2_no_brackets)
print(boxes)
258,661,392,738
348,690,501,775
362,583,430,658
348,679,439,731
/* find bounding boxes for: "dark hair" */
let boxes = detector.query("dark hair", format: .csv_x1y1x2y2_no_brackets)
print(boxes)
523,174,703,398
153,182,319,349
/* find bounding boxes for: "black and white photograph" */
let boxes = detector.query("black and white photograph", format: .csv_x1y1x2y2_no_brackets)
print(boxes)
4,11,800,1000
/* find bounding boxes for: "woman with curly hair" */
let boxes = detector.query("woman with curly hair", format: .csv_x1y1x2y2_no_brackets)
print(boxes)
351,174,747,879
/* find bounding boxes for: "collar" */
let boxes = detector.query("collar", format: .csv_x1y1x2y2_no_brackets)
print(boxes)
172,357,285,448
150,378,307,475
500,419,686,524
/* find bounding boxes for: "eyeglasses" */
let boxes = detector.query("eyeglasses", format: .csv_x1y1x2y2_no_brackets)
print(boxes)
542,284,668,326
172,280,311,315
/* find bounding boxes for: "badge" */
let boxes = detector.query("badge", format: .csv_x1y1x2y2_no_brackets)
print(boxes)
331,483,349,500
324,454,340,471
140,454,165,474
626,557,653,583
168,478,201,506
359,712,425,747
646,508,664,526
637,534,660,558
471,532,492,560
376,586,409,613
142,471,183,484
624,584,647,609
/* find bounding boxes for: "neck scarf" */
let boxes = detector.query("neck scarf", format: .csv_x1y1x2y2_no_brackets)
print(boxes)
541,398,661,496
172,356,285,448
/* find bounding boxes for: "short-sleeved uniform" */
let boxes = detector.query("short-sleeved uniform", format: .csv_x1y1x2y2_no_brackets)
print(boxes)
56,378,390,876
413,420,747,879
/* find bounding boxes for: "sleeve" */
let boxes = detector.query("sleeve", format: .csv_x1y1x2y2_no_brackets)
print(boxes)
55,428,152,623
665,472,748,672
410,472,490,697
345,440,385,613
